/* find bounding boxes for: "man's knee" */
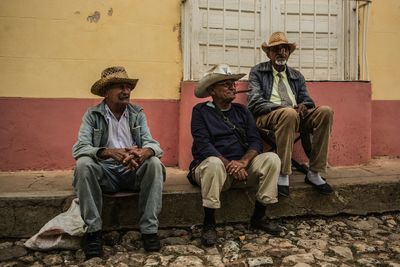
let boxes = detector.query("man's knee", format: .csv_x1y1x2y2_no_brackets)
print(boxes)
281,107,299,119
144,156,163,169
318,106,333,116
203,156,225,171
74,157,100,176
73,156,102,187
277,108,299,127
197,157,226,185
140,156,165,184
258,152,281,169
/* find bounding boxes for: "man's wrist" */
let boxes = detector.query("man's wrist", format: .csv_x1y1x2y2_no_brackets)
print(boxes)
145,147,155,157
97,148,108,159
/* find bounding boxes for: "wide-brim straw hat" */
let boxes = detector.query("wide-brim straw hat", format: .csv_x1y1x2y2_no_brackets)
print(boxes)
261,31,296,54
195,64,246,98
91,66,138,96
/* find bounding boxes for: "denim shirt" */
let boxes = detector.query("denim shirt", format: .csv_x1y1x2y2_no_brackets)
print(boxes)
72,101,163,161
247,61,315,117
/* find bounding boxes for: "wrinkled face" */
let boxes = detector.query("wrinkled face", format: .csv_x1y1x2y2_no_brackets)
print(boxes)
104,83,133,106
209,79,237,103
266,44,291,69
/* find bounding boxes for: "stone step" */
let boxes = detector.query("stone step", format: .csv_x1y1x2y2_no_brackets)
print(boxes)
0,159,400,238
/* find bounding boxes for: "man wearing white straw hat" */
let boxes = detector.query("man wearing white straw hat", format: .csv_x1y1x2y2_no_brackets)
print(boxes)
188,64,283,246
72,66,165,258
248,31,334,197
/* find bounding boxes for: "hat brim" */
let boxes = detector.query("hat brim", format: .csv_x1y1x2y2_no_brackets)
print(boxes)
195,73,246,98
91,77,139,97
261,41,296,54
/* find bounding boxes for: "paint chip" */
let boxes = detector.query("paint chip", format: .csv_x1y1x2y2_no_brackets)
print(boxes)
87,11,100,23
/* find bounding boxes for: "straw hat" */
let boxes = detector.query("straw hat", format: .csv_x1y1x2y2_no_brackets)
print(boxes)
261,32,296,54
91,66,138,96
195,64,246,98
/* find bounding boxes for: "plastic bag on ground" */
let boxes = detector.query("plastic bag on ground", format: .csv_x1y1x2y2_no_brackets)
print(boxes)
24,198,87,251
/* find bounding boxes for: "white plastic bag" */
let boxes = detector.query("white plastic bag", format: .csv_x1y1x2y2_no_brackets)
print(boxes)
24,198,87,251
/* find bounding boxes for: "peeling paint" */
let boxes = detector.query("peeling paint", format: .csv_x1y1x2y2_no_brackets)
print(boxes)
108,8,113,16
87,11,100,23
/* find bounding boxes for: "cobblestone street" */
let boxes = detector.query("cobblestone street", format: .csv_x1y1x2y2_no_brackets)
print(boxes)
1,212,400,267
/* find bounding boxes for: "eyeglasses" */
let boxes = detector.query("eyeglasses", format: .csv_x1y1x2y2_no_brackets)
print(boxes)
213,80,237,89
269,44,290,53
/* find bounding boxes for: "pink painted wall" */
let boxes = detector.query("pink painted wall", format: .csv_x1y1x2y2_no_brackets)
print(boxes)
372,100,400,157
0,98,179,171
3,82,396,172
179,81,372,170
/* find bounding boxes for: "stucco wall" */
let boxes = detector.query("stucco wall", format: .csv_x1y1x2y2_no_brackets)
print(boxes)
365,0,400,100
0,0,182,99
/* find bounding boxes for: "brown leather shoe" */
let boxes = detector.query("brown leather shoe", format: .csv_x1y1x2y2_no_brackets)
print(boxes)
201,224,217,246
250,218,283,236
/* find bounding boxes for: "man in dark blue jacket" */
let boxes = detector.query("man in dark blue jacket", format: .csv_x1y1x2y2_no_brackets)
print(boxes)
189,64,282,246
248,32,334,197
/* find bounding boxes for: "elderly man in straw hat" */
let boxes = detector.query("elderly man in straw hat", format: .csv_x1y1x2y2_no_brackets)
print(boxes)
72,66,165,257
247,31,334,197
188,64,283,246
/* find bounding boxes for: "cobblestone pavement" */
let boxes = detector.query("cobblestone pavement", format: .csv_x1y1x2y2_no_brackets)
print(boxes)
1,212,399,267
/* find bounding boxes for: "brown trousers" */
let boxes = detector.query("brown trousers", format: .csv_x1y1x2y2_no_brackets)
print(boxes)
256,106,333,175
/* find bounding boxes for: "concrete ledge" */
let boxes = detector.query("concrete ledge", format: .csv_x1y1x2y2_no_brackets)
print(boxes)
1,160,400,238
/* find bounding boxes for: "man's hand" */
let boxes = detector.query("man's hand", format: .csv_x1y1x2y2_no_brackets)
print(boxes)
97,148,130,162
295,103,308,119
97,148,140,170
125,147,154,165
226,160,248,181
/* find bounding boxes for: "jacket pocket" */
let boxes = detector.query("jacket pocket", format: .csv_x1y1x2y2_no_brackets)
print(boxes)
93,129,102,147
131,126,141,147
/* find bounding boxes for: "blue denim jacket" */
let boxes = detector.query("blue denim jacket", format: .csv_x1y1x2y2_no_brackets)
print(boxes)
247,61,315,117
72,101,163,161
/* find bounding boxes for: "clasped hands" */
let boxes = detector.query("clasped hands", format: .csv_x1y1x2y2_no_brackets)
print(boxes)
294,103,308,119
98,146,153,170
225,159,249,182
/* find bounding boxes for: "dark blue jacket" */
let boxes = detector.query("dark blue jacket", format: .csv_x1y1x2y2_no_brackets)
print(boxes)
247,61,315,117
190,102,263,167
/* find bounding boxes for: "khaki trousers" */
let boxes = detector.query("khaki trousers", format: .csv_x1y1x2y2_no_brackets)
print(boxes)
194,153,280,209
256,106,333,175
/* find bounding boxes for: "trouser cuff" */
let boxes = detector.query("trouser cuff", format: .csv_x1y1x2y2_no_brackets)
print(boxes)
202,199,220,209
256,196,278,205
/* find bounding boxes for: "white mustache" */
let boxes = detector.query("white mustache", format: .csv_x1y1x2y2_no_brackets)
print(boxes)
276,58,287,66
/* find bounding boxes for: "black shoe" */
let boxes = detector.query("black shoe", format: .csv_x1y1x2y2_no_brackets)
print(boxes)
142,233,161,252
305,176,333,195
82,231,103,259
250,218,283,236
278,185,290,197
201,224,217,247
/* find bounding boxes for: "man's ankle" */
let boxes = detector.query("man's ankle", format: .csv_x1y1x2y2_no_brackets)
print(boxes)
278,174,289,186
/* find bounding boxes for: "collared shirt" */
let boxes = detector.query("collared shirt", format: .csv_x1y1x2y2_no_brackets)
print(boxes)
105,104,135,149
270,66,297,106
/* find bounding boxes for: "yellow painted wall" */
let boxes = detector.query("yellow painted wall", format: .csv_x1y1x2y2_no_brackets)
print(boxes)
0,0,182,99
363,0,400,100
